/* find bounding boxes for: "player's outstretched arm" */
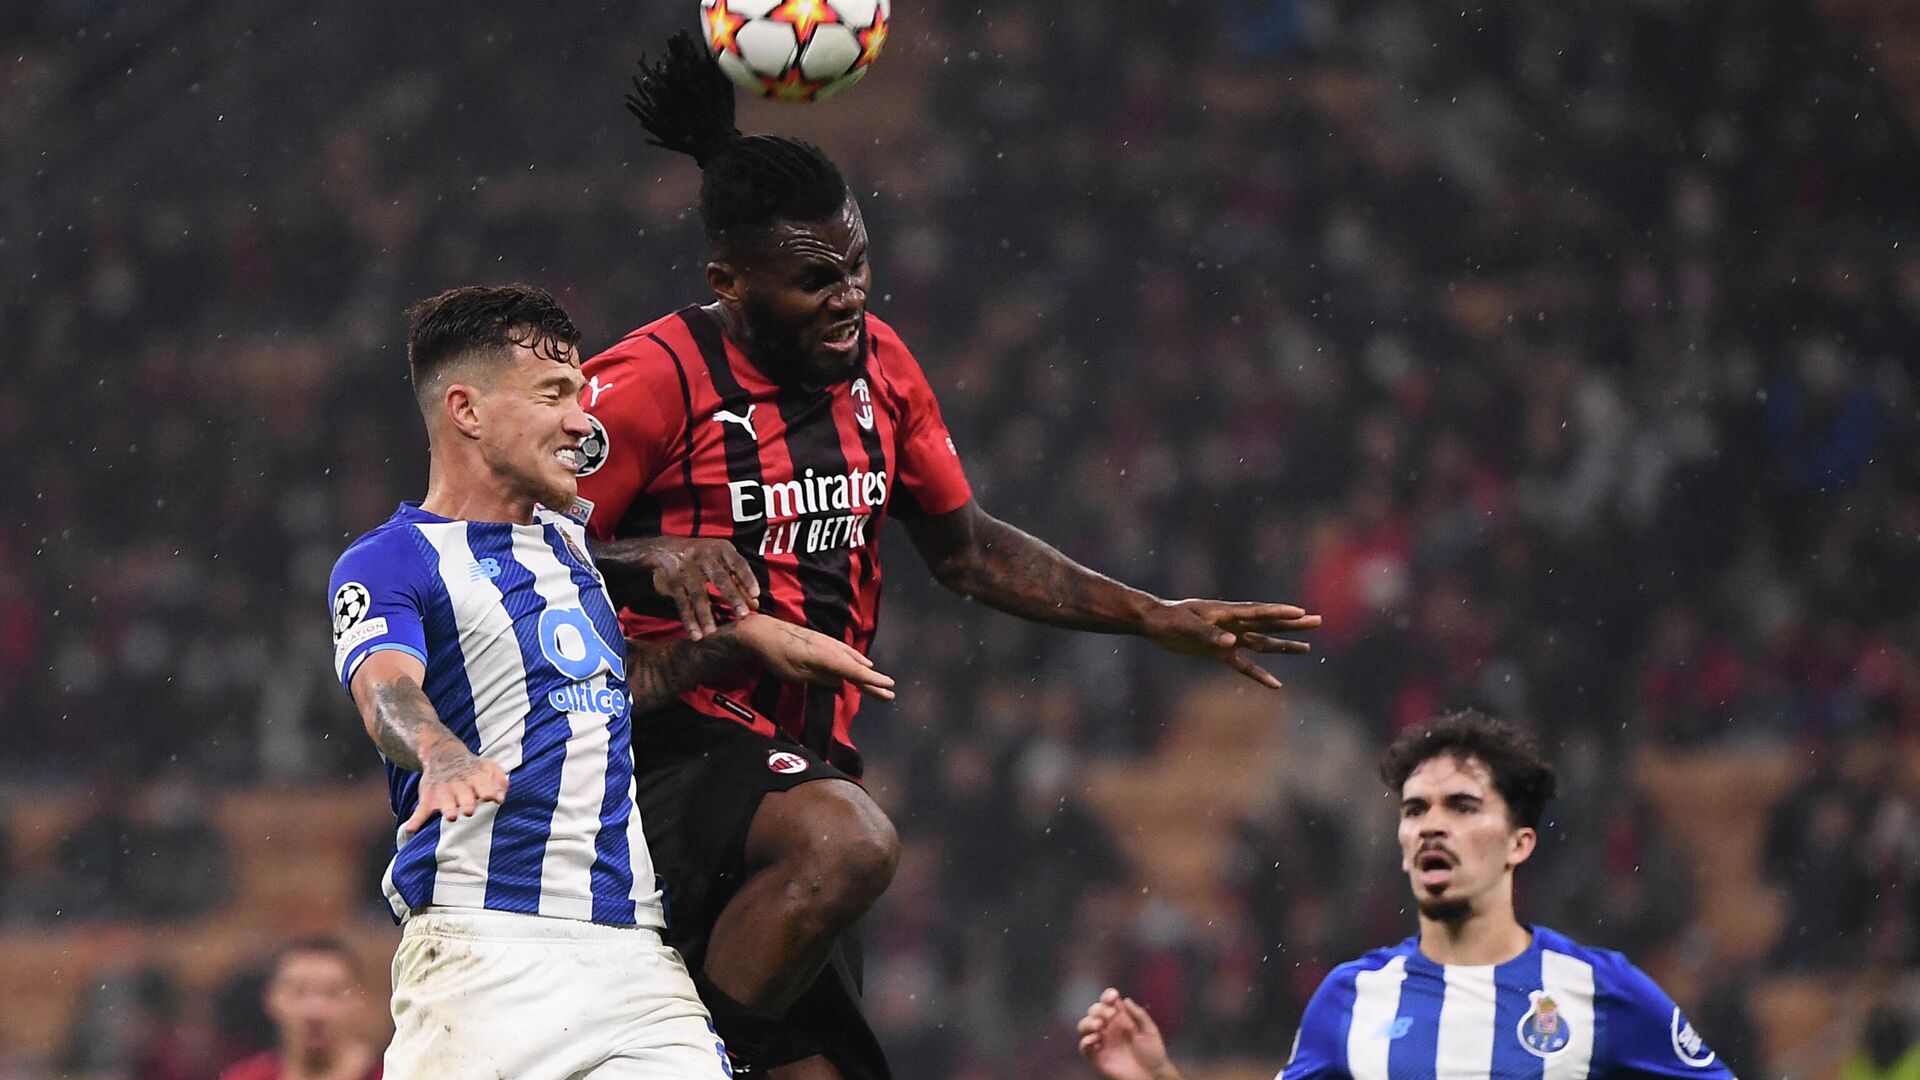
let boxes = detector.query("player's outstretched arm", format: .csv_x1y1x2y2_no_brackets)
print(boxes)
594,535,761,640
902,500,1321,688
733,612,895,701
625,613,895,712
350,650,510,834
1078,988,1185,1080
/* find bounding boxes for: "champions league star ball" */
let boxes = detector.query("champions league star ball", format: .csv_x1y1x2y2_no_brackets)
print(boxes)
700,0,890,102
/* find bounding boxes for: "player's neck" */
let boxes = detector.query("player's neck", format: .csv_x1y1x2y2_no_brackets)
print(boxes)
1416,903,1531,967
421,461,538,525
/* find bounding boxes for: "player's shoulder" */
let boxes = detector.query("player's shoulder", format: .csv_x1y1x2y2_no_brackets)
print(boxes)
864,310,907,348
861,310,937,392
333,506,437,581
585,307,701,376
1532,926,1666,1001
1322,936,1421,990
1532,925,1633,974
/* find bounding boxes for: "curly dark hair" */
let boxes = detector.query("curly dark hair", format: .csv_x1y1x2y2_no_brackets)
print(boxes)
404,283,581,393
625,31,849,253
1378,711,1558,829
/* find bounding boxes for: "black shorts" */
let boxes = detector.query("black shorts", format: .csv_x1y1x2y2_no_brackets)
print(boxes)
634,704,890,1080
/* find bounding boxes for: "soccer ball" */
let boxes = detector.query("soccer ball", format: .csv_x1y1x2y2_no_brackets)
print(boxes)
700,0,890,102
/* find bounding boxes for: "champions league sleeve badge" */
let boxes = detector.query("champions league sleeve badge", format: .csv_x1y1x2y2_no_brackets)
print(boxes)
576,415,609,477
333,582,372,644
1518,991,1572,1058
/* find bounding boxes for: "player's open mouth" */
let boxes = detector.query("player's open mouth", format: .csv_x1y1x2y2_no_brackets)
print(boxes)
820,319,861,353
1416,849,1455,888
556,447,584,472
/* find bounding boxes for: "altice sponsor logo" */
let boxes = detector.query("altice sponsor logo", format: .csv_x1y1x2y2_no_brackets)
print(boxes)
549,681,629,718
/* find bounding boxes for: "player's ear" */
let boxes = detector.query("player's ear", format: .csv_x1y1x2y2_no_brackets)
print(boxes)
444,382,484,440
1507,825,1537,870
708,259,745,307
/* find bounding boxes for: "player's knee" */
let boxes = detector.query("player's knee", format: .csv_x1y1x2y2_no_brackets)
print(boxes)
811,805,898,914
757,780,899,923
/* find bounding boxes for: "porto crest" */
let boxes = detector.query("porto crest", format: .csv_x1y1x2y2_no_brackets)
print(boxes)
1517,991,1571,1058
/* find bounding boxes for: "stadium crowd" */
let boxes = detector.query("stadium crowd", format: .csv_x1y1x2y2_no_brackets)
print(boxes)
4,0,1919,1076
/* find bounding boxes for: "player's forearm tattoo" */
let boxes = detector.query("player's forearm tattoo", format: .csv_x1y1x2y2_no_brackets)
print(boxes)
940,515,1159,634
366,676,474,775
625,630,753,712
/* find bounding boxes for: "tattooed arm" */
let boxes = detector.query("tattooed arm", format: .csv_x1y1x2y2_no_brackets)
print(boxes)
627,613,896,711
900,499,1322,688
350,650,510,834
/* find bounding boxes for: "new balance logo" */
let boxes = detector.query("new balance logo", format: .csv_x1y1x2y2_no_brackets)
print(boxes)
712,405,758,441
469,558,501,581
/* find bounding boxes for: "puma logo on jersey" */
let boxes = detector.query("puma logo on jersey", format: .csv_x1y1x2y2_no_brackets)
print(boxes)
712,405,758,441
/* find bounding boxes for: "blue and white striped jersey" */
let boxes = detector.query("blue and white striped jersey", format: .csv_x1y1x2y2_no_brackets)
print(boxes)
328,502,662,928
1281,927,1735,1080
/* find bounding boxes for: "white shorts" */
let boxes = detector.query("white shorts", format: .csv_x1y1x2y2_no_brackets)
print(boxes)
385,908,730,1080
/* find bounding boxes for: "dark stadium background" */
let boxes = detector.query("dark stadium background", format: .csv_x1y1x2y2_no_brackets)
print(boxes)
5,0,1920,1076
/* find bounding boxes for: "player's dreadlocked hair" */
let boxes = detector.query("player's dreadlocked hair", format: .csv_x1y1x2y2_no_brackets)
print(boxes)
625,31,849,252
1378,710,1558,830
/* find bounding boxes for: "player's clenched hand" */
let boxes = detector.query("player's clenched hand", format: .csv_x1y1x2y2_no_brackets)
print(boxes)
733,613,896,701
405,740,510,835
1078,988,1183,1080
1142,599,1322,689
600,536,760,640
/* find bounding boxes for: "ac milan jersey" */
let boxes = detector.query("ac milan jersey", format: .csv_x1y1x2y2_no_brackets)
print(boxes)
575,306,971,776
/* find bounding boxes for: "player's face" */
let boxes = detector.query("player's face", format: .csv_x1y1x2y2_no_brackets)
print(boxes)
263,951,360,1054
1397,753,1535,921
721,195,871,387
473,336,593,511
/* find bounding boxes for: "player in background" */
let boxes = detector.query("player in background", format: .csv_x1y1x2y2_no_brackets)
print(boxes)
574,34,1323,1080
1078,711,1738,1080
328,284,893,1079
218,937,381,1080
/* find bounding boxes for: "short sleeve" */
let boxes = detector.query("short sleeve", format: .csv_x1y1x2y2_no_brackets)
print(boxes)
1279,968,1356,1080
868,317,971,518
1596,956,1737,1079
329,530,431,691
576,335,688,540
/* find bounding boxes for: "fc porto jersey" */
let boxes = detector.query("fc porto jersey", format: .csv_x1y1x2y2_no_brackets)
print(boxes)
1281,927,1735,1080
328,503,662,928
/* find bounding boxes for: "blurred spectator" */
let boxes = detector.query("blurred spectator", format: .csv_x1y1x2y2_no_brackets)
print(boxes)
1767,772,1876,969
125,773,232,922
217,937,381,1080
61,966,200,1080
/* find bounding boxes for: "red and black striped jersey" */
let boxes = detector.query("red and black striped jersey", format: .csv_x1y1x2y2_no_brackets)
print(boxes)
575,305,971,776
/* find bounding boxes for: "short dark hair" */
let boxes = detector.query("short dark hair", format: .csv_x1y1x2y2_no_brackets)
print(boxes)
404,284,581,393
268,934,361,982
625,32,850,253
1378,711,1558,830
